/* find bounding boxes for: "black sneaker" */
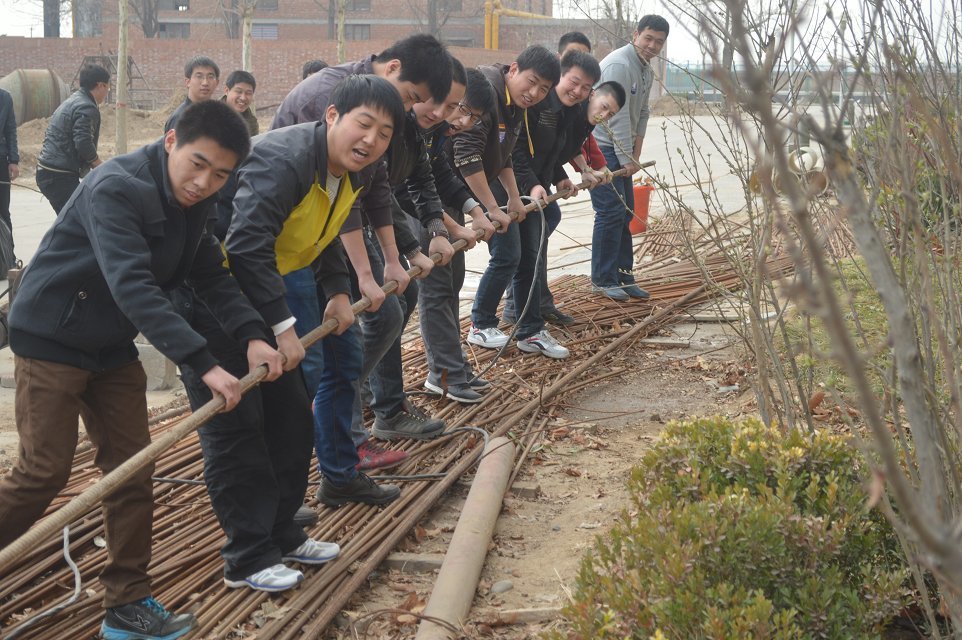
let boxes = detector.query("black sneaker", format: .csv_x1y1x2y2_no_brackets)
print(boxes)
317,473,401,508
100,597,197,640
467,375,491,391
293,505,318,527
542,309,576,326
424,380,484,404
371,401,446,441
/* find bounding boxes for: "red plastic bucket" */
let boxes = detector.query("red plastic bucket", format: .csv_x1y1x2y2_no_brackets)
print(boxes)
630,184,654,235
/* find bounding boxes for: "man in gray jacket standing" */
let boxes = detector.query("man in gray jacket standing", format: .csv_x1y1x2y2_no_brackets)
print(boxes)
36,64,110,214
589,15,668,301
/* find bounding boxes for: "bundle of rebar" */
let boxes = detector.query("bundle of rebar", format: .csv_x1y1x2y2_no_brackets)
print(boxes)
0,231,794,639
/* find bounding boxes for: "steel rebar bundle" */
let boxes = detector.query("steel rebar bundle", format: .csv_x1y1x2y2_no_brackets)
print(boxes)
0,227,795,639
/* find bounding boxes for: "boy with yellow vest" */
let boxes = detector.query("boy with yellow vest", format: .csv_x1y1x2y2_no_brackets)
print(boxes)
179,75,404,593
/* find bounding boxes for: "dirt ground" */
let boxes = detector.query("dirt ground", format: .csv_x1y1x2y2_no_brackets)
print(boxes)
323,320,750,640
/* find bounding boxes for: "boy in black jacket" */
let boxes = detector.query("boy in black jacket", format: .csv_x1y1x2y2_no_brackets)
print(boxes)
1,100,279,640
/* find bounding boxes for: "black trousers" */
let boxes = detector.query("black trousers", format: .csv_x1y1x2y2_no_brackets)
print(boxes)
36,167,80,215
177,291,313,581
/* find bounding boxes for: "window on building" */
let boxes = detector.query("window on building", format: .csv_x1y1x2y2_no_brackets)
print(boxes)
441,0,461,11
156,0,188,9
251,23,279,39
447,36,474,47
259,0,278,10
346,0,370,9
344,24,370,40
175,0,189,11
158,22,190,38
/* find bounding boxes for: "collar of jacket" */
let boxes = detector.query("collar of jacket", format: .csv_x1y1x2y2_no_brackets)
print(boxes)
145,138,220,220
313,120,361,191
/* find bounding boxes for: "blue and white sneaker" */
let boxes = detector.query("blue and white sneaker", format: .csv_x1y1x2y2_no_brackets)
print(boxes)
467,325,510,348
100,597,197,640
281,538,341,565
517,330,570,359
224,563,304,592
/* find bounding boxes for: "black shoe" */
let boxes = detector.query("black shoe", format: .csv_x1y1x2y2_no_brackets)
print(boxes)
293,505,318,527
317,473,401,508
468,375,491,391
100,597,197,640
621,283,650,300
542,309,576,326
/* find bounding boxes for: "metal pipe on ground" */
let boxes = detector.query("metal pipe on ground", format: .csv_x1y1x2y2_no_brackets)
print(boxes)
415,436,516,640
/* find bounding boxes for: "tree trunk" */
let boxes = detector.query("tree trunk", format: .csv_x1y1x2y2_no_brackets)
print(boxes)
73,0,103,36
43,0,60,37
241,5,254,72
336,0,345,63
117,0,129,154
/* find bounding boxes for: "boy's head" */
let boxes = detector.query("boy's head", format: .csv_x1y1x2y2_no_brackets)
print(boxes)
303,59,329,79
224,70,256,114
446,68,494,135
632,15,669,63
413,57,466,131
587,81,624,124
79,64,111,105
183,56,220,102
164,100,250,208
505,45,560,109
325,75,404,176
374,34,453,109
555,50,600,107
558,31,591,57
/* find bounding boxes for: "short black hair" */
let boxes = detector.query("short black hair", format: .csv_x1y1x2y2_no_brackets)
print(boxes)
637,14,670,35
226,70,256,91
174,100,250,166
331,75,405,137
184,56,220,79
595,80,626,108
515,45,561,86
375,34,452,102
463,68,495,116
560,50,601,84
302,59,329,79
450,57,466,88
79,64,110,91
558,31,591,53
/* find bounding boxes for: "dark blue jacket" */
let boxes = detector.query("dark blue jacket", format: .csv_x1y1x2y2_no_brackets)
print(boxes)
37,89,100,175
0,89,18,163
9,139,264,372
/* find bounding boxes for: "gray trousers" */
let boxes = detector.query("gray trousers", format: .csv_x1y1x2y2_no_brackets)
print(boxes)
415,208,476,387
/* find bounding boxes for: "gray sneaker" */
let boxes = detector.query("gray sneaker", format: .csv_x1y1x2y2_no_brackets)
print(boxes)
317,473,401,507
372,400,446,440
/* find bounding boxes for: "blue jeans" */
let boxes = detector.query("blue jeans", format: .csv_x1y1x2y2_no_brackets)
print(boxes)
282,267,361,485
589,146,635,286
504,199,561,318
471,204,546,340
283,268,324,394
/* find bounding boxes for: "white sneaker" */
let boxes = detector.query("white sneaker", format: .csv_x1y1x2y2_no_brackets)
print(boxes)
281,538,341,565
517,330,570,359
467,325,510,349
224,563,303,592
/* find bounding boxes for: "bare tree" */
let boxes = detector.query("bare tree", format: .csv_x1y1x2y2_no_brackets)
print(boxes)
127,0,160,37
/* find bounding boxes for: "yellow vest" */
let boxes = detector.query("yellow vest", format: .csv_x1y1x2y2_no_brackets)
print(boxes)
274,173,362,276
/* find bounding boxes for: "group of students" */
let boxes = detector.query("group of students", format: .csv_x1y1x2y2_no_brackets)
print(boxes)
0,15,668,640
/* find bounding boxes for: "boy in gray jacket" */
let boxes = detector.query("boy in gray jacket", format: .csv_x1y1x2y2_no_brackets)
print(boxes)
590,15,668,301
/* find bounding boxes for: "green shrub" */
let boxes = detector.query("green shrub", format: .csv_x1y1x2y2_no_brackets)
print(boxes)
547,417,912,640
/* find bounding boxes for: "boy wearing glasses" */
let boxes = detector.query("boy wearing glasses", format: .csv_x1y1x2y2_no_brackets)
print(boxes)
36,64,110,214
164,56,220,133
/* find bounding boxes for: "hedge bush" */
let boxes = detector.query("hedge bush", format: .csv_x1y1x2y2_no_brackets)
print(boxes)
548,417,912,639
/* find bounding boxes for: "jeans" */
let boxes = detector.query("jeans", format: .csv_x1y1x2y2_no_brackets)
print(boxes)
417,208,476,387
281,268,361,485
471,198,547,340
178,295,310,581
504,199,562,318
36,167,80,215
283,268,325,394
352,230,417,431
0,357,154,608
589,146,636,286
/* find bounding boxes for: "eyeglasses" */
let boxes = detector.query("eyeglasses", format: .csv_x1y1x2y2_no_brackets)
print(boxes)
456,102,483,126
